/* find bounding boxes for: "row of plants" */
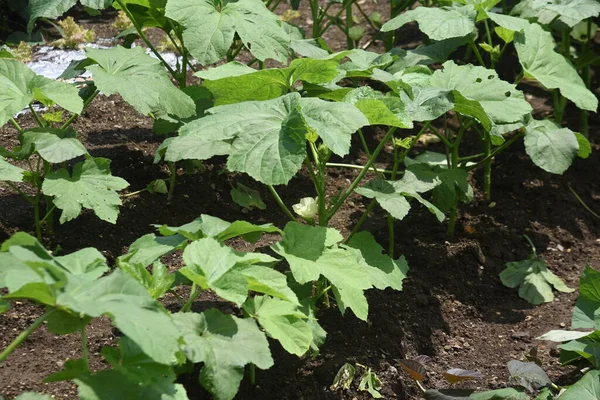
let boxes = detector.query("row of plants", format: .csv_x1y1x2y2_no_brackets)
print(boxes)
0,0,598,398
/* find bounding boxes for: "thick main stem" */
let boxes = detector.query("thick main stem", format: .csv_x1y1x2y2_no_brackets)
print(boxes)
345,2,354,49
0,309,55,363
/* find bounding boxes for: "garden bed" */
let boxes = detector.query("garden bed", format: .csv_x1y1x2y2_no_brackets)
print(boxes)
1,2,599,399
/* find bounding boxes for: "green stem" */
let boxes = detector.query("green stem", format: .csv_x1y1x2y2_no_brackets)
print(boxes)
484,20,495,68
114,0,177,78
180,284,199,313
568,183,600,219
167,161,176,200
326,127,397,222
42,160,54,235
469,41,486,68
61,89,99,130
467,132,525,171
249,363,256,385
523,234,537,256
267,185,296,221
346,1,354,49
345,199,376,242
29,104,44,127
81,327,90,370
6,182,35,205
579,20,592,137
0,309,55,363
387,143,400,256
428,124,453,148
325,162,394,175
483,131,492,202
33,191,42,241
39,205,56,224
9,118,23,132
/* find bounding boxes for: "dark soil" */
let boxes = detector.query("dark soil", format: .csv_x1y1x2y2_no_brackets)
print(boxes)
1,3,600,400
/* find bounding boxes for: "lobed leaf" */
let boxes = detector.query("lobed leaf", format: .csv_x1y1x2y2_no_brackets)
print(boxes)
42,157,129,224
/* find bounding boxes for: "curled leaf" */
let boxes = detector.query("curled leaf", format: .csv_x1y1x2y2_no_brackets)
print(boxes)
443,368,483,384
331,363,356,391
398,359,427,381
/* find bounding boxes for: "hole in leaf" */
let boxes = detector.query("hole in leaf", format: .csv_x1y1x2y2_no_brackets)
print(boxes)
475,78,482,83
505,91,511,97
487,75,494,80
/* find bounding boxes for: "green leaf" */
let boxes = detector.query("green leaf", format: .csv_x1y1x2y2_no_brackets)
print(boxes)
400,86,454,122
359,369,383,398
0,59,83,126
355,170,445,222
243,295,312,356
231,183,266,210
0,299,10,313
85,46,195,119
238,264,298,304
572,265,600,329
513,0,600,28
507,360,552,392
515,23,598,112
75,369,189,400
202,68,291,106
536,329,593,342
524,119,579,175
173,309,273,400
382,5,477,41
574,132,592,159
331,363,356,391
46,310,91,334
272,222,372,320
408,163,473,213
58,269,182,365
558,334,600,366
42,157,129,224
559,370,600,400
469,388,530,400
387,37,470,73
354,99,413,128
180,238,249,306
226,93,307,185
429,60,531,128
21,128,87,163
500,255,573,305
165,0,290,65
346,231,409,291
486,12,530,31
121,233,187,267
0,157,25,182
298,97,368,156
119,260,175,299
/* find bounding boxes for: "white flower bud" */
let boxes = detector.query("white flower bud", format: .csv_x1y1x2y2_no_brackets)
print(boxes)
292,197,318,219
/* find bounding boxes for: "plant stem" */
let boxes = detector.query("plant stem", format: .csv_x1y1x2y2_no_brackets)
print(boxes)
61,89,99,130
325,162,394,175
267,185,296,221
81,326,90,370
467,131,525,171
579,20,592,137
345,1,354,49
42,160,54,235
469,41,486,68
483,131,492,201
345,199,376,242
326,127,397,222
0,309,55,363
523,234,537,256
9,118,23,132
568,183,600,219
387,143,400,256
6,182,35,205
114,0,178,78
167,161,176,200
29,104,44,127
39,205,56,224
307,146,328,227
180,283,199,313
249,363,256,385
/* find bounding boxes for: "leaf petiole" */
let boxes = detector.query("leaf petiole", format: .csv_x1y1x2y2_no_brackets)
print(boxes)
0,308,56,363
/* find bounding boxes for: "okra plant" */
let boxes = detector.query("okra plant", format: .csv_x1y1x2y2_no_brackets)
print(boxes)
0,213,409,399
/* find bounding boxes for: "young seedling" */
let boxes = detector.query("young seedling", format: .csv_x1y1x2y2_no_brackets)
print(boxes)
500,235,574,305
